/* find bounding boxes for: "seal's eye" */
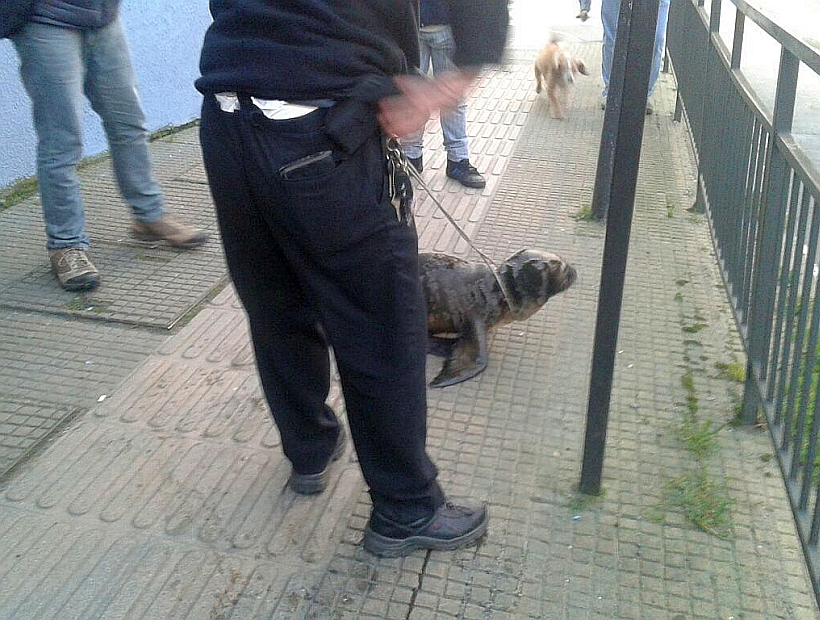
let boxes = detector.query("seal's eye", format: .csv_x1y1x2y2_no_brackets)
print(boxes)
517,260,545,295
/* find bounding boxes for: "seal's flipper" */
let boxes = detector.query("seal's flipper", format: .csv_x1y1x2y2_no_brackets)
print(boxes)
427,336,456,358
430,320,488,387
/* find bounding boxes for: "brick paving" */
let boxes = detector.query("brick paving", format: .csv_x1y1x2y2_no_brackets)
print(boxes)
0,7,818,618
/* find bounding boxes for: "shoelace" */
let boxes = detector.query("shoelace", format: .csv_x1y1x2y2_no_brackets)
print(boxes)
443,502,473,515
58,248,93,271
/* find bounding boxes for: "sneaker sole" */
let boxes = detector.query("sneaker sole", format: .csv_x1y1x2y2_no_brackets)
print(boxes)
131,230,210,250
362,510,489,558
445,174,486,190
287,428,347,495
58,274,101,292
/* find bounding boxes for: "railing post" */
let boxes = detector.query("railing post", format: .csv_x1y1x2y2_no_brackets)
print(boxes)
709,0,721,34
579,0,659,495
772,48,799,134
740,47,799,424
731,9,745,70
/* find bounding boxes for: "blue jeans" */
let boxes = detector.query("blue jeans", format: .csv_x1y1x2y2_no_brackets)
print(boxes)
13,19,164,251
402,26,470,162
579,0,591,12
601,0,670,98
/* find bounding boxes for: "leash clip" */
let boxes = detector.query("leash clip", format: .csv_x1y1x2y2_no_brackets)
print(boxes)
385,138,415,226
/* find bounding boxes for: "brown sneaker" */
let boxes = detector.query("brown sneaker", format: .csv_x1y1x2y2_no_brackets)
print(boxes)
49,247,101,291
131,215,209,249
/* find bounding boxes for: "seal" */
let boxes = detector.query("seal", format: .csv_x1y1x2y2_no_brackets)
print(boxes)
420,249,577,387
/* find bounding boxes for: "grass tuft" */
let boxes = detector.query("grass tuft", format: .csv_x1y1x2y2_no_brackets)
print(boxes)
665,468,732,537
573,205,595,221
715,361,745,383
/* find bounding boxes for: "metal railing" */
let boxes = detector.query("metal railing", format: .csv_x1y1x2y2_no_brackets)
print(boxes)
668,0,820,604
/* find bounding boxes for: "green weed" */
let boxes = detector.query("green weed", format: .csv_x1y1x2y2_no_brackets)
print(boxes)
715,361,745,383
573,205,595,221
665,468,732,537
0,176,38,212
675,415,725,458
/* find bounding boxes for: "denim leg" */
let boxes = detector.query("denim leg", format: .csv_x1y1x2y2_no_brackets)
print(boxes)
579,0,592,12
600,0,619,98
84,18,164,223
601,0,670,98
649,0,671,97
13,23,89,250
400,34,432,160
427,27,470,162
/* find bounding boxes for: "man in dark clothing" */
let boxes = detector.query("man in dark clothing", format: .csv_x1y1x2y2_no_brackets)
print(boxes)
196,0,508,557
8,0,208,291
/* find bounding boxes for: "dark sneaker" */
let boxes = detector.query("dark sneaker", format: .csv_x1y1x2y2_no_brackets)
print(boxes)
363,499,489,557
576,8,589,20
287,427,347,495
49,247,100,291
407,155,423,173
446,159,486,189
132,215,209,249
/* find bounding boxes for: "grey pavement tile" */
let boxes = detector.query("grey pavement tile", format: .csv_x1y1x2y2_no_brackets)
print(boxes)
0,243,226,328
0,310,165,410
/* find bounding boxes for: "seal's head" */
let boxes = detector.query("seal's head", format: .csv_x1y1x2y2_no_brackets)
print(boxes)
498,249,577,321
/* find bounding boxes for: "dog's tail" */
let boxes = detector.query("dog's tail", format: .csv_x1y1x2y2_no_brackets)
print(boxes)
549,32,561,44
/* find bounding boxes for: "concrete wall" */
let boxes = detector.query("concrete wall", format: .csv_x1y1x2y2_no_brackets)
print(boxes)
0,1,212,189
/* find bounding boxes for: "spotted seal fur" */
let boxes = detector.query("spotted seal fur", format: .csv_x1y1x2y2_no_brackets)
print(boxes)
420,249,577,387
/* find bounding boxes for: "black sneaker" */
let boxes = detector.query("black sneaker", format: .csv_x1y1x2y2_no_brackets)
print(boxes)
407,155,423,173
287,427,347,495
576,8,589,20
446,159,486,189
363,499,489,557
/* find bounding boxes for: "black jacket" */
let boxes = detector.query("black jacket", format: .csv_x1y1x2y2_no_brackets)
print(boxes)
418,0,449,28
0,0,35,38
29,0,120,30
196,0,508,102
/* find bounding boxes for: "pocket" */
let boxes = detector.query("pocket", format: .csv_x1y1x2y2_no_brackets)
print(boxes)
277,134,389,255
278,150,336,181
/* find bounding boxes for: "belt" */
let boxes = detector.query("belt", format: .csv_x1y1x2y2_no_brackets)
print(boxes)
214,92,333,120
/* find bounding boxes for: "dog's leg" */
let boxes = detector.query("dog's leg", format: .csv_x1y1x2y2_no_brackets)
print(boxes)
534,64,542,94
548,87,562,119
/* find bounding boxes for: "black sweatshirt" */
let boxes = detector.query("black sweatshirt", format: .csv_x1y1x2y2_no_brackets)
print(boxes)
195,0,508,102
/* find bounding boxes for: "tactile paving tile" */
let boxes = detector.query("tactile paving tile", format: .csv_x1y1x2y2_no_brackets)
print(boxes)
0,242,226,328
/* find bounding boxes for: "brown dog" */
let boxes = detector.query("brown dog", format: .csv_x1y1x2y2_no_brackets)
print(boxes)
534,38,589,119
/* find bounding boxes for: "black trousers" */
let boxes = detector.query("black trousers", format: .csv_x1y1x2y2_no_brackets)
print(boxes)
199,95,445,519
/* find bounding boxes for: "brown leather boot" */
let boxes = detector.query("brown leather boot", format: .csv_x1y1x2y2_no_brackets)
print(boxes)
132,215,209,249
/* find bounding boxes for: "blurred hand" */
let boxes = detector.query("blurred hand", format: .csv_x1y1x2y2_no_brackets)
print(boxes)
378,71,477,138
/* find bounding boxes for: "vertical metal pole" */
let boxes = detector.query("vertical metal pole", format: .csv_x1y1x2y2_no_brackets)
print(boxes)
709,0,722,34
740,47,799,424
579,0,659,495
730,9,745,70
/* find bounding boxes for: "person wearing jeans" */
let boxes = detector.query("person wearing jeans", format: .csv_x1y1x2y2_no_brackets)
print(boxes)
402,0,486,189
576,0,591,22
600,0,671,114
10,0,208,291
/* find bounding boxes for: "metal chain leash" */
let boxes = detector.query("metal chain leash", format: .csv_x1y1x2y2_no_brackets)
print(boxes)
384,138,521,317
